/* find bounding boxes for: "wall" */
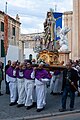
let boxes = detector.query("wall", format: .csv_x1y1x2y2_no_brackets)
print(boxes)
24,48,37,60
6,45,19,63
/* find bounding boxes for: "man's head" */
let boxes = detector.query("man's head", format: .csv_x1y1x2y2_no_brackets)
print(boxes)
38,62,44,69
19,63,24,69
27,61,32,68
66,61,72,70
0,61,2,68
8,60,11,66
12,61,16,68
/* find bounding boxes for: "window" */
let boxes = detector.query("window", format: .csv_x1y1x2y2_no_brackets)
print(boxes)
12,27,15,36
1,22,4,32
25,42,29,48
1,39,5,57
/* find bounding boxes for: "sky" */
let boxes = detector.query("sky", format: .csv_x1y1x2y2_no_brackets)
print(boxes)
0,0,73,34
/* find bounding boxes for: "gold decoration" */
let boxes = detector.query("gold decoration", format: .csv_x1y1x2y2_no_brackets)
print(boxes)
38,50,60,66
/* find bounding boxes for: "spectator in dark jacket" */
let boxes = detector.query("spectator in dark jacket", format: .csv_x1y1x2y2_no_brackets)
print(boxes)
5,60,11,94
59,61,78,112
0,61,4,95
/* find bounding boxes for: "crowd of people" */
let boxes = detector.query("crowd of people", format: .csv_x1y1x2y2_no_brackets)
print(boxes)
0,59,80,112
5,60,51,112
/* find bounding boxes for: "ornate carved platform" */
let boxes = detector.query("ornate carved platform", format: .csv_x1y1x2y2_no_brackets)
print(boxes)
38,50,70,66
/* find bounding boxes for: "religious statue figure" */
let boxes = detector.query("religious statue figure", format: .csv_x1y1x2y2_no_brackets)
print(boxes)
56,26,71,52
44,9,56,51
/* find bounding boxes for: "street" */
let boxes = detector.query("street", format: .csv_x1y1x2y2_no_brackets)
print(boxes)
0,80,80,120
35,113,80,120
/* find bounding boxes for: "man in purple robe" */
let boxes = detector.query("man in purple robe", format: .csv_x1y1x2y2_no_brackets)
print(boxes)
6,61,17,106
24,61,35,110
16,63,25,107
31,62,51,112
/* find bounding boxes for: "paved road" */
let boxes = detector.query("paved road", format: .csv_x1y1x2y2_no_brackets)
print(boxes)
0,81,80,120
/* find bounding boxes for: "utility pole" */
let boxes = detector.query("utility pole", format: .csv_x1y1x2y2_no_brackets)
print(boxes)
5,2,8,14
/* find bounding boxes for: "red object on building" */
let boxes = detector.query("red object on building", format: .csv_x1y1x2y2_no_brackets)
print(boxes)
4,14,8,55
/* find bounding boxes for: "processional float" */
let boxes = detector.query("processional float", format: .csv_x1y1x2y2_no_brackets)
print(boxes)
34,9,71,68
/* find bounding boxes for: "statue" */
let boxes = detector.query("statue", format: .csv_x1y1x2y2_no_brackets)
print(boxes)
56,26,71,52
44,9,56,51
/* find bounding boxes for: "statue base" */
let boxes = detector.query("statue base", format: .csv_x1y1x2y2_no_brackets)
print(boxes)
38,50,70,66
59,51,71,65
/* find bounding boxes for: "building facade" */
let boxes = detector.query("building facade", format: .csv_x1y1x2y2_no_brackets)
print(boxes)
64,11,73,59
20,32,44,60
64,0,80,61
0,11,23,63
72,0,80,60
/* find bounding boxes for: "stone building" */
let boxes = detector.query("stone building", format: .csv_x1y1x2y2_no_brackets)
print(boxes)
64,11,73,59
0,10,23,63
20,32,44,60
64,0,80,61
72,0,80,60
